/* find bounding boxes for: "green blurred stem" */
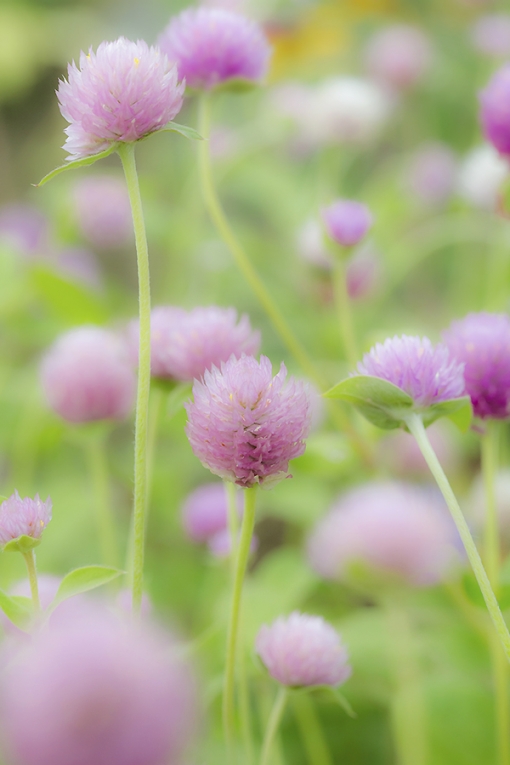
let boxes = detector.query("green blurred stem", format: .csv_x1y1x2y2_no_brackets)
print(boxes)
84,433,118,567
260,687,288,765
406,413,510,661
332,258,358,368
22,550,40,613
226,481,240,577
223,485,257,759
118,142,151,617
292,692,333,765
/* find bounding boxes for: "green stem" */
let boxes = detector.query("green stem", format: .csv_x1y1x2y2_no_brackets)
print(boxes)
292,692,333,765
239,644,255,765
22,550,40,613
490,628,510,765
118,142,151,616
406,413,510,660
84,434,118,566
482,421,500,588
223,485,257,758
260,687,288,765
226,481,240,574
332,258,358,368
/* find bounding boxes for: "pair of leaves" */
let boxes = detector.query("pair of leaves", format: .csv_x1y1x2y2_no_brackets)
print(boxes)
325,375,472,432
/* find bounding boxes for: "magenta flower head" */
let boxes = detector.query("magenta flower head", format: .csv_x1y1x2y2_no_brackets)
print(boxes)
158,7,271,91
356,335,465,407
72,175,132,249
443,312,510,419
307,481,458,587
480,64,510,156
0,491,51,552
255,612,351,688
321,200,373,249
57,38,185,160
130,305,260,382
181,482,242,542
0,607,197,765
185,355,311,488
41,326,136,423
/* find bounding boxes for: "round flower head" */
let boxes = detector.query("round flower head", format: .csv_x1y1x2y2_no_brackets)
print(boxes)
181,482,242,542
130,305,260,382
405,143,457,207
457,144,508,209
72,176,132,249
472,14,510,59
443,312,510,419
185,354,311,488
0,607,197,765
0,491,51,550
307,481,458,587
356,335,465,407
364,24,432,91
480,65,510,156
158,7,271,91
322,200,373,248
57,38,185,160
255,612,351,687
41,326,136,423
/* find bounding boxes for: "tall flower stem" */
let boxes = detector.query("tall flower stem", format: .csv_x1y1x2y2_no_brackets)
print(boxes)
84,432,118,566
22,550,40,613
292,692,333,765
405,412,510,660
118,142,151,616
332,259,358,368
223,485,257,759
260,687,288,765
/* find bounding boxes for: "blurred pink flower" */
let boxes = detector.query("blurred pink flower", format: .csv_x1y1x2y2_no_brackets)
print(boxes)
480,64,510,156
405,143,457,207
322,199,373,248
72,176,132,249
365,25,432,91
181,482,242,542
472,14,510,58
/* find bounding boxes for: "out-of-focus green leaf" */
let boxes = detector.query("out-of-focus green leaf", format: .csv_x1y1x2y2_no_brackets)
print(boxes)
49,565,124,609
325,376,413,430
30,266,108,325
36,144,119,186
0,589,32,630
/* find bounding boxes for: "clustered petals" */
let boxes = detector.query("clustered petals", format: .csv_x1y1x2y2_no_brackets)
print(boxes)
480,64,510,157
0,491,52,548
57,38,184,160
356,335,465,407
185,355,311,488
256,612,351,687
158,7,271,91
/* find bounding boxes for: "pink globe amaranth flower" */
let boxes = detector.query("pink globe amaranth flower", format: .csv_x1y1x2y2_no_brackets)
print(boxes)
365,24,432,91
307,481,458,587
57,38,185,161
356,335,465,407
443,312,510,419
480,65,510,156
181,482,242,542
185,355,312,488
72,176,132,249
405,142,457,207
321,200,373,248
41,326,136,423
255,612,351,687
158,7,271,91
0,491,51,549
1,608,197,765
130,305,260,382
472,14,510,59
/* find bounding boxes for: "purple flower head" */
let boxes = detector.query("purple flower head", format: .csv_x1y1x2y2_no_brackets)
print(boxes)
472,14,510,59
480,65,510,156
365,25,432,91
356,335,465,407
130,305,260,382
1,607,197,765
0,204,52,261
255,612,351,687
307,481,458,587
321,200,373,249
41,326,136,423
443,312,510,419
185,354,312,488
181,482,242,542
0,492,51,550
57,38,185,160
72,176,132,250
158,7,271,91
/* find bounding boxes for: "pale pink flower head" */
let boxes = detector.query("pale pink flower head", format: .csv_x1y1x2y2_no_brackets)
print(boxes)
72,176,132,249
365,24,432,91
185,355,312,488
0,607,198,765
56,247,102,290
256,612,351,687
321,200,373,248
0,491,51,550
307,481,458,587
0,204,52,261
480,64,510,156
41,326,136,423
181,482,241,542
443,312,510,419
130,305,260,382
345,242,381,300
472,14,510,59
158,7,271,91
356,335,465,407
57,38,185,160
405,142,457,207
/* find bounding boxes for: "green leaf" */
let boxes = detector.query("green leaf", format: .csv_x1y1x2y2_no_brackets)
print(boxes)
214,77,260,94
167,383,192,419
49,565,124,610
0,589,32,630
36,144,119,186
2,535,41,554
325,376,413,430
420,396,472,432
30,267,108,325
159,121,203,140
